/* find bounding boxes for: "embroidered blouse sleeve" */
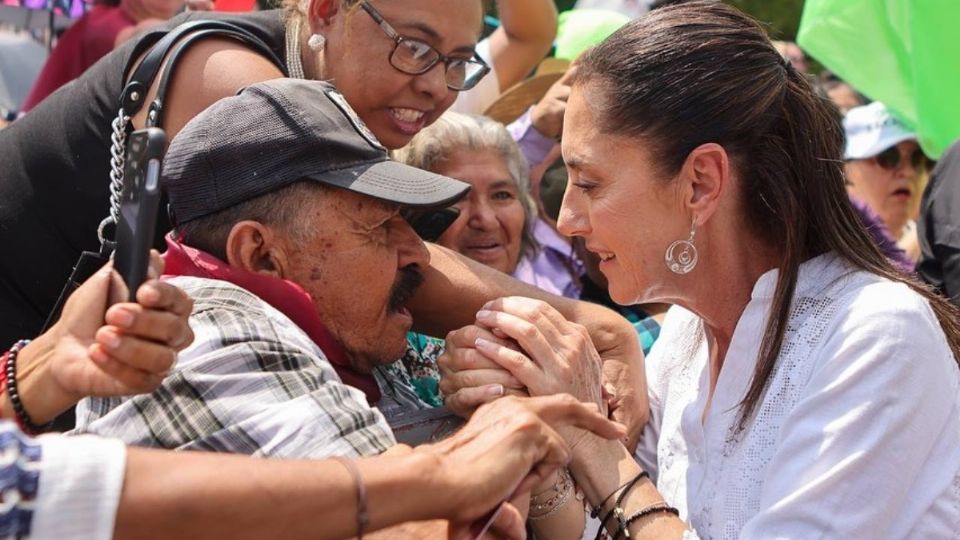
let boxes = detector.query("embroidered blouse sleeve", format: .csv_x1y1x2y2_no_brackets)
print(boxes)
740,283,960,538
633,306,696,482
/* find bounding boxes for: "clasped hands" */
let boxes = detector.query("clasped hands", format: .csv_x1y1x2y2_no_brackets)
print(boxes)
439,296,648,452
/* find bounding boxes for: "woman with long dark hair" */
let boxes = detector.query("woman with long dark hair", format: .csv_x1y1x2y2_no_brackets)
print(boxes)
441,2,960,537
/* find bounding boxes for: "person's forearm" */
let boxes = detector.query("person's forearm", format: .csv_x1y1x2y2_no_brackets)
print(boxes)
488,0,558,90
497,0,557,45
413,244,635,354
0,331,78,425
114,447,453,539
569,437,688,539
529,484,587,540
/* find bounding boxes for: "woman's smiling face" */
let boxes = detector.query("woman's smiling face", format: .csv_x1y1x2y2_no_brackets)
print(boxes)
434,149,527,275
558,85,692,305
316,0,483,149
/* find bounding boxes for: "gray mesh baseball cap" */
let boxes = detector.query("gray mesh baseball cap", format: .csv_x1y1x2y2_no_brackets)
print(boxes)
162,79,470,224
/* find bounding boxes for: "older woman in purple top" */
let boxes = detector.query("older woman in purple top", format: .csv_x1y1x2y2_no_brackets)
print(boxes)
397,111,582,297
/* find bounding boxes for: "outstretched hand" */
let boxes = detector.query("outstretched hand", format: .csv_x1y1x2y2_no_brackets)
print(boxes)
60,252,193,397
419,394,624,537
531,66,577,141
12,252,194,424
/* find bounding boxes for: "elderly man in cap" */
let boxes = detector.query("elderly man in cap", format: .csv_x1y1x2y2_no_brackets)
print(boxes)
71,79,471,457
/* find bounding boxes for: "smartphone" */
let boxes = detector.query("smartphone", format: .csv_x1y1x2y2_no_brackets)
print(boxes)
113,127,166,302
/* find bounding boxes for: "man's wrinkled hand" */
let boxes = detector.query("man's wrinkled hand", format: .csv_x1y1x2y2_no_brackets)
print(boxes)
438,324,528,418
418,394,625,529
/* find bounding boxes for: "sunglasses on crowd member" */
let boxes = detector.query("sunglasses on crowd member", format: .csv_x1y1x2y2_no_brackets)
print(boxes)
403,207,461,242
874,145,927,172
359,0,491,91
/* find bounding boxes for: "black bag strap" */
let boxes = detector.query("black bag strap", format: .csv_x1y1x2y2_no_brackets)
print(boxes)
146,27,287,128
43,19,287,334
121,19,287,122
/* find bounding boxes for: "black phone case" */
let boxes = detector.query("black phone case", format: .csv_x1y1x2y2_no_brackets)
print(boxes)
114,128,166,302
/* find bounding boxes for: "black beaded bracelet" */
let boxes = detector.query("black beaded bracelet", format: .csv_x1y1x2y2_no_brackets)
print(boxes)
594,470,649,540
4,339,48,434
613,503,680,539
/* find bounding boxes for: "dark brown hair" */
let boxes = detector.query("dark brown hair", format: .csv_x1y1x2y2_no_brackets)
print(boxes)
573,0,960,428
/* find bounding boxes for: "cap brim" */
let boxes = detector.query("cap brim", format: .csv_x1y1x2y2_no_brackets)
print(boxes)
307,159,471,209
844,132,917,160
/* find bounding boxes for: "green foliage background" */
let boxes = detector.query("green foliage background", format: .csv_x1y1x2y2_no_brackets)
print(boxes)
723,0,804,40
549,0,805,40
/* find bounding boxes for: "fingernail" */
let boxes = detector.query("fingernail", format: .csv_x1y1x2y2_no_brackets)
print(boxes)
476,309,492,319
113,309,135,328
475,337,493,350
171,331,187,349
100,331,121,350
140,285,160,303
487,384,504,397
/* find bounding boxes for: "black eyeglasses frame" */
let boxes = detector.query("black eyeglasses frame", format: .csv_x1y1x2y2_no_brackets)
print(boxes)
358,0,491,91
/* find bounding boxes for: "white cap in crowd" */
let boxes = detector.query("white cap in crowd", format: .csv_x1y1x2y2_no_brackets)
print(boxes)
843,101,917,160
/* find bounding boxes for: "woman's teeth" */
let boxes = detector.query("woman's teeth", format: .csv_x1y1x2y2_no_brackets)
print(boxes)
391,108,424,123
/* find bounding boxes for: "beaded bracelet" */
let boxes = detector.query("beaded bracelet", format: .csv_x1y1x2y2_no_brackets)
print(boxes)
3,340,47,434
529,468,575,520
613,502,680,539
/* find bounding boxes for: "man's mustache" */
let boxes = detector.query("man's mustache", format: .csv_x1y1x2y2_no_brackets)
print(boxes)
388,266,424,313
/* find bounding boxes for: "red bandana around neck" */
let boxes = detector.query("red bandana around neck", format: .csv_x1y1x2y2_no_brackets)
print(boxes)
162,235,382,403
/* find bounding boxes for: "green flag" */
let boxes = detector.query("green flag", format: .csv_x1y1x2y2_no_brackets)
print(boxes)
797,0,960,159
555,9,630,61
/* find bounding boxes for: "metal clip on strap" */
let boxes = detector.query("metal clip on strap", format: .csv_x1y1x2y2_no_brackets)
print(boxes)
103,19,288,248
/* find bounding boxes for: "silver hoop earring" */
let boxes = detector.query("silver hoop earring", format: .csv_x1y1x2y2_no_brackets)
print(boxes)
307,33,326,52
665,220,699,275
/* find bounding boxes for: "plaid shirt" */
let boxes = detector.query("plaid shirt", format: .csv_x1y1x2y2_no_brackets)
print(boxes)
71,276,395,458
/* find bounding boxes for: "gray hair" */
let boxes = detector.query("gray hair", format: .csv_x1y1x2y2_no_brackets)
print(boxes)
394,112,539,258
175,181,327,261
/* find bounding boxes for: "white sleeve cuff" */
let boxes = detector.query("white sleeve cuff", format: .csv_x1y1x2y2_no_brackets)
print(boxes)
31,435,126,540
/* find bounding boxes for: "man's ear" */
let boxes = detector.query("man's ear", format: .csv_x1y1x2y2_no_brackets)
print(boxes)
307,0,340,34
225,221,288,278
678,142,730,226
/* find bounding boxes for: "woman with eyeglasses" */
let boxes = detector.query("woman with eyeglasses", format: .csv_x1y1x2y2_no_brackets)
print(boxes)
0,0,568,347
843,101,927,265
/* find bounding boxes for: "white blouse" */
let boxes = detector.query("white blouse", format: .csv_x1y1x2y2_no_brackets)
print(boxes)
635,252,960,539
